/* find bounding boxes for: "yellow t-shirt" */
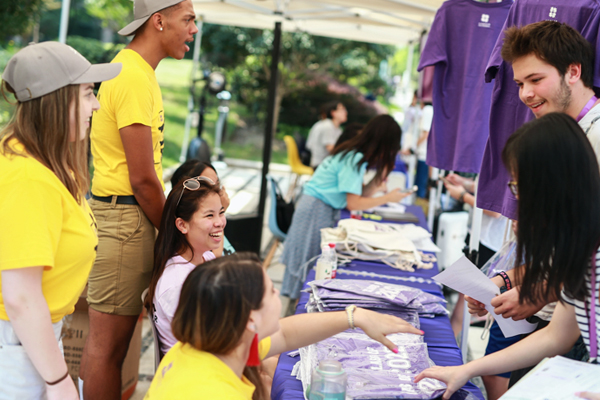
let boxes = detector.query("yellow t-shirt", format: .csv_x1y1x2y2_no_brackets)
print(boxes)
144,337,272,400
0,140,98,323
90,49,165,196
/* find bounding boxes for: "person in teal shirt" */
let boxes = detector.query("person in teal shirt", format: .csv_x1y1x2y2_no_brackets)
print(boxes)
280,115,411,300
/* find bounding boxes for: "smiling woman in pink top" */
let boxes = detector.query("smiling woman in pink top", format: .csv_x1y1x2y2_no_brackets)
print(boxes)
144,176,225,356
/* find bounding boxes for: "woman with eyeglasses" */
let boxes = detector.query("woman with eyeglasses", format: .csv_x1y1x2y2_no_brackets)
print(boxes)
145,176,225,357
416,113,600,400
281,114,411,301
0,42,120,399
144,252,422,400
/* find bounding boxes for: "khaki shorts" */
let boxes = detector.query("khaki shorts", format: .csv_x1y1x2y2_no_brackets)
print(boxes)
87,198,155,316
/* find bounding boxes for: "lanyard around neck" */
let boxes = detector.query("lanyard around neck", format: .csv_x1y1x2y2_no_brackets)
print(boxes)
577,96,598,122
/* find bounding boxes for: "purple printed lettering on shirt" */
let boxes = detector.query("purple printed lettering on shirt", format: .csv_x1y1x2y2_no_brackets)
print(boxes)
304,331,447,399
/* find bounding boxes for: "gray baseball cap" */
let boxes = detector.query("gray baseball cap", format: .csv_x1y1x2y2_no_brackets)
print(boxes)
118,0,186,36
2,42,122,102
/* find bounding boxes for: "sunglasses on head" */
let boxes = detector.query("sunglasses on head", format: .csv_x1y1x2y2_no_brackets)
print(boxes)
175,176,217,210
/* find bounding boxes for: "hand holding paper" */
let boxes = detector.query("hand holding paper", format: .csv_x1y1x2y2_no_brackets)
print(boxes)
433,256,537,337
491,287,546,321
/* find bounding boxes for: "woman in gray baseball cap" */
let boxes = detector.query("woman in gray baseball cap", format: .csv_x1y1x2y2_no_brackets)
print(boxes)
0,41,120,399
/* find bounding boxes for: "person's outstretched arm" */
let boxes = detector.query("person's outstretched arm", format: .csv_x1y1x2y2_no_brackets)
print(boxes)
414,301,581,400
266,307,423,358
346,190,410,211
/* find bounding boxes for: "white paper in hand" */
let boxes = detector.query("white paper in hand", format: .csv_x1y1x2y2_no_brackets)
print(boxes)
433,256,537,337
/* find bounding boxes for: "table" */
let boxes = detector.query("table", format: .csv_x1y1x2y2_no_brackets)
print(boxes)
271,205,484,400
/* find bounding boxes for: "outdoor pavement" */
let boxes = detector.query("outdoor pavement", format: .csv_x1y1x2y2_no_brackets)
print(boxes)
128,159,489,400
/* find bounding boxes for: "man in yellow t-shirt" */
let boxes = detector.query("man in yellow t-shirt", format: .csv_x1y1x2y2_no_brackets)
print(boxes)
144,338,271,399
80,0,199,398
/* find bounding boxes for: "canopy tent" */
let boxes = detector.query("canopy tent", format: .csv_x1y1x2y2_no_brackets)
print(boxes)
191,0,442,45
185,0,444,253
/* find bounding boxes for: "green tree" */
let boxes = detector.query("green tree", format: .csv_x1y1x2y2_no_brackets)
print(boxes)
0,0,45,40
84,0,132,34
200,24,396,132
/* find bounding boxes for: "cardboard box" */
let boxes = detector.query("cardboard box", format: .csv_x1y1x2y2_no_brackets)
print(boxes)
62,296,142,400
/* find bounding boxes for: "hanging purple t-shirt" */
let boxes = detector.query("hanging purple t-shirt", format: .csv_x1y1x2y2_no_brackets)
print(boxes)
477,0,600,219
417,0,511,174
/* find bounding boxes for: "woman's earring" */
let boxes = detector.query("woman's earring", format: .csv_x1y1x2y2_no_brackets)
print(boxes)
246,324,260,367
160,27,163,31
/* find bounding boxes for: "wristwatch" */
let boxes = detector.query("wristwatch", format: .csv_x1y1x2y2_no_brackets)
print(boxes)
345,305,357,330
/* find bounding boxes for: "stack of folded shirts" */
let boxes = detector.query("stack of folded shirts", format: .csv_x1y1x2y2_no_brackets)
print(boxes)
294,330,447,399
294,279,452,398
305,279,448,319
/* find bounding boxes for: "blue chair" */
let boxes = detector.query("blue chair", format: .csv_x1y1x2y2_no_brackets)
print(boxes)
264,175,288,268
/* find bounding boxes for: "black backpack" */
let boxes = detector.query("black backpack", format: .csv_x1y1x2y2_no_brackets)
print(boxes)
273,179,295,234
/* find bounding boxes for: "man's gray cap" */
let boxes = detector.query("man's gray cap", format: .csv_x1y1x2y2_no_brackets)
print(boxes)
118,0,186,36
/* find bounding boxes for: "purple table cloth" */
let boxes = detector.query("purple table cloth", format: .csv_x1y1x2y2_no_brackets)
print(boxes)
271,206,484,400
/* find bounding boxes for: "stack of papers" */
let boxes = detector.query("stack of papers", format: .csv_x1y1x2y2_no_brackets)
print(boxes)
500,356,600,399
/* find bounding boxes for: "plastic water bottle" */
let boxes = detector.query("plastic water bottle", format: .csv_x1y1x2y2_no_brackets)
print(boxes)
315,245,333,280
328,243,338,278
307,359,347,400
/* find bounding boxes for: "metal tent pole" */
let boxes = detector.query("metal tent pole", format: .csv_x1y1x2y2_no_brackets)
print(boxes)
180,18,204,162
459,189,483,362
256,20,283,252
58,0,71,44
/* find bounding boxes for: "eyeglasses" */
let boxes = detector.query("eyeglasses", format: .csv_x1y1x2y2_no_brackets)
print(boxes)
507,180,518,197
175,176,217,210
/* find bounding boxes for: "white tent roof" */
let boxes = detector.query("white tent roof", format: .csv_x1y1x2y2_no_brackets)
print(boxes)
192,0,445,45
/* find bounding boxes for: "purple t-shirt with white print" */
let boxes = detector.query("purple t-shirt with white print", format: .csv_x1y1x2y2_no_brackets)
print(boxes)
417,0,511,174
477,0,600,219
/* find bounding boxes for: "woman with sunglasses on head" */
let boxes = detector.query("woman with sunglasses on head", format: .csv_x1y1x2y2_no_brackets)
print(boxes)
415,113,600,400
144,252,422,400
281,114,411,300
170,159,234,256
0,42,120,399
145,176,225,356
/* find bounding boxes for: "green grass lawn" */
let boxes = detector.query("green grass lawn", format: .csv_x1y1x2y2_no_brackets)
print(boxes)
156,58,288,168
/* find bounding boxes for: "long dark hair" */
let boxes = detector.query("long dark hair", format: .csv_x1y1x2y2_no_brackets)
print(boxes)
331,114,401,182
173,253,267,400
502,112,600,303
144,177,221,311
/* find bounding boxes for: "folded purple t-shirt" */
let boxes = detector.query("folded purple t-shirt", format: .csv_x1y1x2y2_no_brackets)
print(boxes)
307,279,448,316
303,331,447,399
